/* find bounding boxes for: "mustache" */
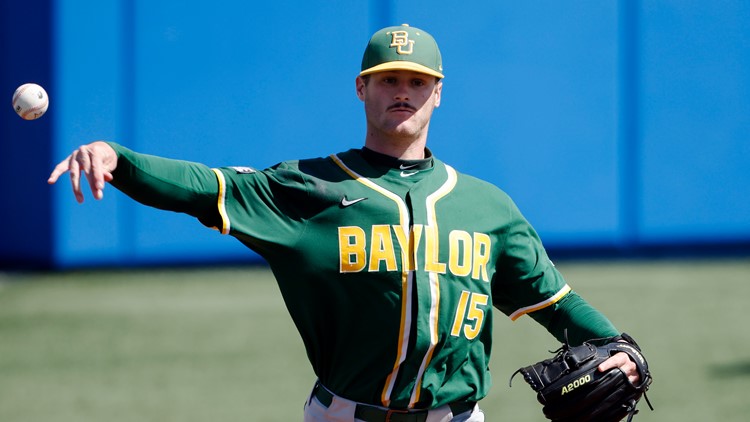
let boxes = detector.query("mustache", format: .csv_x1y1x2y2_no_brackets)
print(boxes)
387,102,417,112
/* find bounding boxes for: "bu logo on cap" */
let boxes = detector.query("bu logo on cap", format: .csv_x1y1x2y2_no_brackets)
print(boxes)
389,30,414,55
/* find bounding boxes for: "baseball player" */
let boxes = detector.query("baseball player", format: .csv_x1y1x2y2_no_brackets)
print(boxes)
48,25,639,421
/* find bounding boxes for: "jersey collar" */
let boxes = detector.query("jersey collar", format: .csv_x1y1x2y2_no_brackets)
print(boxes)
360,147,434,172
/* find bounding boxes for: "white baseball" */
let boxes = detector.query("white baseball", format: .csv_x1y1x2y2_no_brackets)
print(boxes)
12,83,49,120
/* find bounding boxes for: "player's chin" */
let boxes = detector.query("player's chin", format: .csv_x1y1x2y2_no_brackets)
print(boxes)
387,126,422,140
392,118,425,133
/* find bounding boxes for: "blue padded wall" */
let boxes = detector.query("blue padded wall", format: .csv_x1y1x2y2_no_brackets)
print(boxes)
1,0,748,268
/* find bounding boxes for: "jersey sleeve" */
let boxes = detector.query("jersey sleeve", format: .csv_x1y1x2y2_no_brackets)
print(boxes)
535,291,620,345
107,142,221,225
491,198,571,320
212,162,310,256
489,195,620,343
107,142,309,256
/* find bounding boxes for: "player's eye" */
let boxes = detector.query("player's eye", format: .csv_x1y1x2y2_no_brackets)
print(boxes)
411,79,426,87
383,77,397,85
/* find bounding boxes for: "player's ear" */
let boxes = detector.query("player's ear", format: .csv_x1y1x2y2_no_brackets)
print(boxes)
433,79,443,108
355,76,366,101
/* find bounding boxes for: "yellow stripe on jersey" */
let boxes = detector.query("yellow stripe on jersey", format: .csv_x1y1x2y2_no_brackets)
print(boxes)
330,154,411,408
211,168,231,235
509,284,572,321
410,165,457,407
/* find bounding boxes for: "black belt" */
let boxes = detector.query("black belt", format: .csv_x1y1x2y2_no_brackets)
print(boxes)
312,383,476,422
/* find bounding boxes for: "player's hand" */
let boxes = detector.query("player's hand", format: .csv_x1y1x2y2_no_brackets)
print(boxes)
598,351,640,384
48,141,118,203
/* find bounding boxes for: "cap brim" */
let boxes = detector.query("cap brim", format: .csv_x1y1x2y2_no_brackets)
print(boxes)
360,61,444,79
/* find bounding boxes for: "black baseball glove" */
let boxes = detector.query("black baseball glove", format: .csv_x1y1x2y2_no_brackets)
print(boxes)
510,333,653,422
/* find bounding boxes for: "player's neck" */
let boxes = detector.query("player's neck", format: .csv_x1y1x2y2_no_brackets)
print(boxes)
364,134,428,160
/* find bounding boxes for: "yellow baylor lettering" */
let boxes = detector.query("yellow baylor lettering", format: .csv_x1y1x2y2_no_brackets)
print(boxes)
411,224,423,269
369,225,397,272
472,232,491,282
449,230,491,281
448,230,472,277
392,225,416,271
424,225,447,274
338,226,366,272
338,225,492,279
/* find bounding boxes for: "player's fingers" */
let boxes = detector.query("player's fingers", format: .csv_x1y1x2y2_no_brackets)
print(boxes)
77,145,93,176
86,147,106,200
621,359,639,384
47,155,72,184
599,353,639,384
600,353,626,373
68,150,85,203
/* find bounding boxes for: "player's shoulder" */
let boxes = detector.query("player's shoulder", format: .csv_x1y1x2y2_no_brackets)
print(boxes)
277,149,357,178
215,149,358,185
439,159,514,202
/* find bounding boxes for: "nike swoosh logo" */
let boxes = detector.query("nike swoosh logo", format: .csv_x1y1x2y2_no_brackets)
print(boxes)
341,196,367,207
400,170,419,177
399,163,420,170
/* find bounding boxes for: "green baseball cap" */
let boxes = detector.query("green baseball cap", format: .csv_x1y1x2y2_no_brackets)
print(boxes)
360,24,444,79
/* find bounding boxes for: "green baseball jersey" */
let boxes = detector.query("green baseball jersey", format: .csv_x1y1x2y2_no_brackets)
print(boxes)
210,147,571,409
107,143,618,410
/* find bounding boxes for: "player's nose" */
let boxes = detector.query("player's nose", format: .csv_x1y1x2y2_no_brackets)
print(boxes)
393,85,409,102
393,82,410,101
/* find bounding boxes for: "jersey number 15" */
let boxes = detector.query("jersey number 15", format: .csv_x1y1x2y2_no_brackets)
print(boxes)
450,290,489,340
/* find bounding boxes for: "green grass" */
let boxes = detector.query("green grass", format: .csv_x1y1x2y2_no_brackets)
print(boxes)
1,259,749,421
